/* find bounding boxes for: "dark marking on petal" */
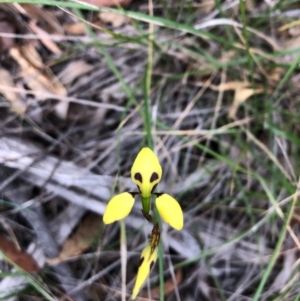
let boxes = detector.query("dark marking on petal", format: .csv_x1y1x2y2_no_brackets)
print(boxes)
150,261,154,270
139,256,145,267
129,192,139,197
137,185,141,194
151,184,158,194
155,192,163,197
150,172,159,183
134,172,143,183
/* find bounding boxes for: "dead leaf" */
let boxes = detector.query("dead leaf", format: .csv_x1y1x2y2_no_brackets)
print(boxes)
0,234,40,272
229,87,264,119
10,44,65,94
58,60,94,86
9,44,68,119
29,22,62,54
267,67,284,82
79,0,132,7
0,68,26,114
201,1,215,14
55,61,94,119
219,50,237,64
98,12,130,27
20,4,64,35
211,81,265,119
47,213,101,265
63,23,86,35
13,4,63,54
211,81,250,91
17,42,43,68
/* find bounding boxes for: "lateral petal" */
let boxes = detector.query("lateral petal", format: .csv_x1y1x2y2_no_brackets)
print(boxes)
103,192,135,224
155,193,184,230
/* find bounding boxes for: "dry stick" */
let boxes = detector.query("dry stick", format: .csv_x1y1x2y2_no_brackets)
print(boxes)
0,137,198,258
157,71,216,155
0,170,86,301
50,205,87,245
244,128,293,183
199,68,225,165
120,220,127,301
0,85,125,111
0,130,89,299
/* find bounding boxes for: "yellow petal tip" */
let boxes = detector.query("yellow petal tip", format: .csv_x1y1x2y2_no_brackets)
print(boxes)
131,244,158,299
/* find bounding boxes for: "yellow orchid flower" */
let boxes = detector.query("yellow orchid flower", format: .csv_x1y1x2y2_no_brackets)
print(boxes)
102,147,184,230
155,193,184,230
131,147,162,199
131,244,158,300
102,147,184,299
103,192,135,224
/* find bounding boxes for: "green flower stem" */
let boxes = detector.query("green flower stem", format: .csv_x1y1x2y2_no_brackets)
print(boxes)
141,197,151,215
153,204,165,301
120,220,127,301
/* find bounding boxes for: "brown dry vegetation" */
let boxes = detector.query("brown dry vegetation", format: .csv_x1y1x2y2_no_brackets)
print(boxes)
0,0,300,300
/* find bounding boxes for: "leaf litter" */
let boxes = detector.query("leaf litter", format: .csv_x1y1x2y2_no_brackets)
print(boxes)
0,1,300,301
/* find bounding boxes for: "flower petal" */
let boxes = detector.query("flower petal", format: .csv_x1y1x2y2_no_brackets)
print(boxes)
103,192,135,224
131,147,162,198
132,244,158,300
155,193,183,230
